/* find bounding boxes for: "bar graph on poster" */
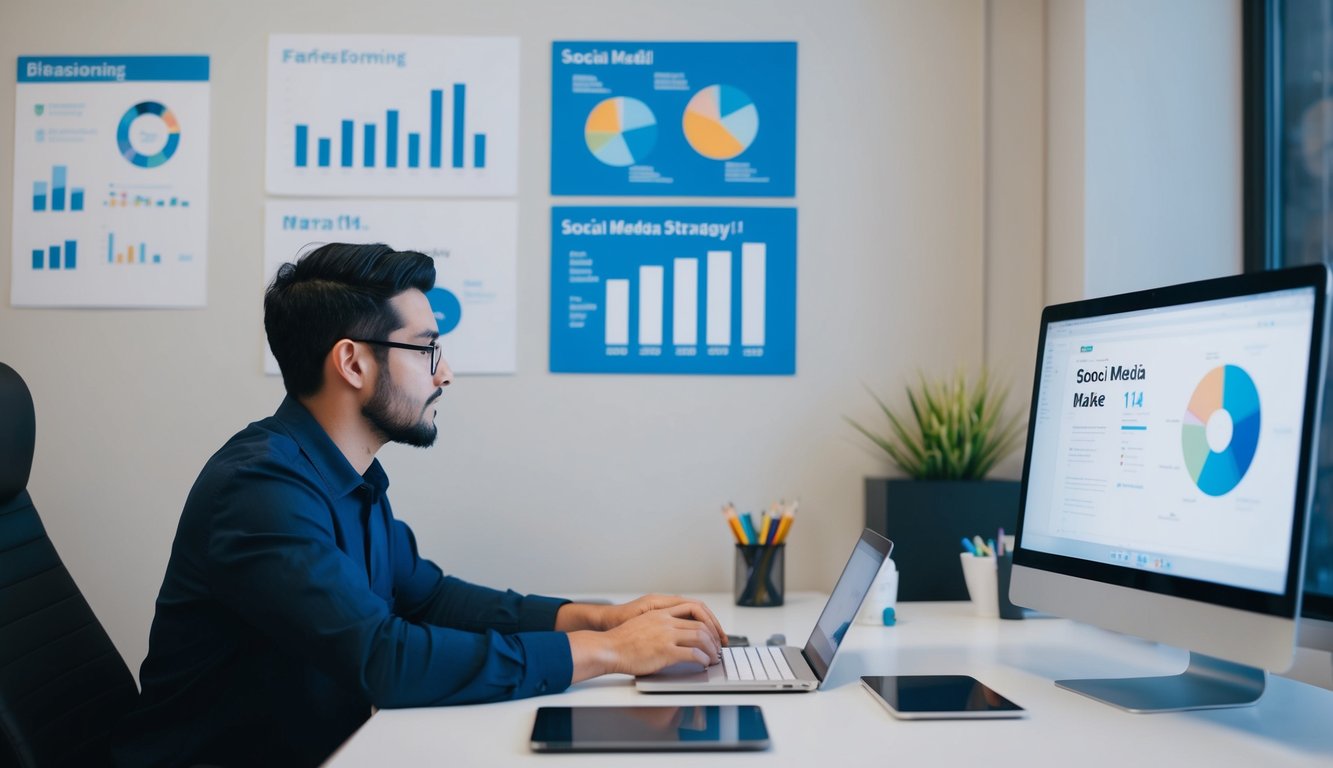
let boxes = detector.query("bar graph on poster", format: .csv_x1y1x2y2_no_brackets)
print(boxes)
550,207,796,375
264,200,517,375
266,35,517,197
11,56,210,307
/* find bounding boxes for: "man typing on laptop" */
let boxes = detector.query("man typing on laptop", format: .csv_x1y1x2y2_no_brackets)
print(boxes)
112,244,726,768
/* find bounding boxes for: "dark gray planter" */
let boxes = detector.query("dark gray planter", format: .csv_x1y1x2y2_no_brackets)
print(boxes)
865,478,1021,601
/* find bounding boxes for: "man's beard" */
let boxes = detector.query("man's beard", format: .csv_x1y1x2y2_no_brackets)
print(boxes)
362,367,440,448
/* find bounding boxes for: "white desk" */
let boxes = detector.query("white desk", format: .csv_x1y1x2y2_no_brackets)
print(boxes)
324,594,1333,767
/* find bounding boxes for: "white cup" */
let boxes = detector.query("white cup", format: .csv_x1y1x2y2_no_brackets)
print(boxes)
857,559,899,625
959,553,998,618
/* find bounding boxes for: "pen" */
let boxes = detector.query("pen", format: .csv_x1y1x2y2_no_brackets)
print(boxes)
740,513,758,545
767,503,783,545
973,535,992,556
961,537,979,556
987,538,997,556
997,528,1006,556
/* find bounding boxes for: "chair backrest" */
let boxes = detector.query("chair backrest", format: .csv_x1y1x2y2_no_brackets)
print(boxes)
0,363,138,768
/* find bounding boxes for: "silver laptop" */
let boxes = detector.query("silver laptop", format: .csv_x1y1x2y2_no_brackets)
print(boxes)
637,529,892,693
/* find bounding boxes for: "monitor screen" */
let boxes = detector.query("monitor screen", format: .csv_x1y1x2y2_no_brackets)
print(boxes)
1021,285,1317,602
1010,267,1330,710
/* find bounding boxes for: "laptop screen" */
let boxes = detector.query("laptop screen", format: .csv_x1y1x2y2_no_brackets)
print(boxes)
802,530,892,681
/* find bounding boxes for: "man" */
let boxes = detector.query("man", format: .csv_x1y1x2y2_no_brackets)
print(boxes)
113,243,726,767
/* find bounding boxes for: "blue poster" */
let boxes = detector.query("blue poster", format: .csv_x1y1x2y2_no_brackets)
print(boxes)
551,207,796,375
551,42,796,197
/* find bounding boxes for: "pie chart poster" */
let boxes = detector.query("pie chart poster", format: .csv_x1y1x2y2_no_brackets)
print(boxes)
551,42,796,196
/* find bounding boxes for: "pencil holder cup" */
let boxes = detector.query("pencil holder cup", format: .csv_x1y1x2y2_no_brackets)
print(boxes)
735,544,785,607
959,553,999,618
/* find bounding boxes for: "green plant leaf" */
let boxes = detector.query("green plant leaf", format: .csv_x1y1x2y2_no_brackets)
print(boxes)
847,367,1027,480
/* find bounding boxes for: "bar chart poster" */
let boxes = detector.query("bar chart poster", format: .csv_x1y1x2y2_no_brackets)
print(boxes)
551,42,796,197
264,200,517,374
551,207,796,375
266,35,518,197
12,56,210,307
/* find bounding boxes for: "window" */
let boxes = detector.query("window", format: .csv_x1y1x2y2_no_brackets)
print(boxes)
1246,0,1333,619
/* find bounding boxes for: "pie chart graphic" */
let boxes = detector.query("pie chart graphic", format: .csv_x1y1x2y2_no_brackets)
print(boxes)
584,97,657,167
683,84,759,160
1181,365,1261,496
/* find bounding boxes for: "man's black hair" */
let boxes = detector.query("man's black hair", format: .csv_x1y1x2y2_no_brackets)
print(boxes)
264,243,436,398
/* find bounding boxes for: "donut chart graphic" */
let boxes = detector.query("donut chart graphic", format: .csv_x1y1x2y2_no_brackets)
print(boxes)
584,97,657,167
117,101,181,169
682,84,759,160
1181,365,1261,496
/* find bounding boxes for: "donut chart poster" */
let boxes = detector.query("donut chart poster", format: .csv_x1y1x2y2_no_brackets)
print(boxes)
263,199,517,375
551,42,796,196
12,56,210,307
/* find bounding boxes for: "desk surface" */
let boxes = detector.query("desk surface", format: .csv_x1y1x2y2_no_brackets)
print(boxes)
324,594,1333,767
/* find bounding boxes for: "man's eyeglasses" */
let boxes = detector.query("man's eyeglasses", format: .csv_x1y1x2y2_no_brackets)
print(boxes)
350,339,443,375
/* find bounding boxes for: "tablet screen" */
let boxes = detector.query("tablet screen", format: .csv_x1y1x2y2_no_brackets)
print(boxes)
861,675,1025,719
530,705,770,752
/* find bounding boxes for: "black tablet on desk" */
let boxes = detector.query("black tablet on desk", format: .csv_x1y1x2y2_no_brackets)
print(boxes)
530,705,770,752
861,675,1026,719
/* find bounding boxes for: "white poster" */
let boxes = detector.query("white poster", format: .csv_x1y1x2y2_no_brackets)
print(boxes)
263,200,518,375
11,56,210,307
266,35,518,197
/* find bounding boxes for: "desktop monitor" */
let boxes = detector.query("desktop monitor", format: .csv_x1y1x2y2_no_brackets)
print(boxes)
1010,265,1330,713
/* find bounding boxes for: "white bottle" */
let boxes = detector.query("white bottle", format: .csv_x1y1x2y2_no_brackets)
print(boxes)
857,558,899,625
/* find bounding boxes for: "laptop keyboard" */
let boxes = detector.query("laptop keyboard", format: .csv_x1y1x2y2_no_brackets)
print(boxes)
721,646,797,681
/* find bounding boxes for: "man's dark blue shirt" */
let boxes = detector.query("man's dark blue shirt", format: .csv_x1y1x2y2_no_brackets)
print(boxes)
113,397,573,767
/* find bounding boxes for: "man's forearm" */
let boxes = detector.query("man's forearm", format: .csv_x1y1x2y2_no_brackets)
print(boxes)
554,602,609,632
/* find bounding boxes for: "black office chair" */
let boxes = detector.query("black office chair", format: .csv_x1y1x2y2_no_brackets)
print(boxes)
0,362,138,768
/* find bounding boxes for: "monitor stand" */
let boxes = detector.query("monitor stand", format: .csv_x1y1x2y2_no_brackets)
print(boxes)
1055,652,1266,713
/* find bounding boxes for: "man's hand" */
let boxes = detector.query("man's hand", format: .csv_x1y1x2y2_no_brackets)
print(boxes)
567,604,723,682
558,594,726,645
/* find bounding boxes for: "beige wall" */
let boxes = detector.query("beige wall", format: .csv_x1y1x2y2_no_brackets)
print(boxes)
0,0,1258,681
0,0,993,670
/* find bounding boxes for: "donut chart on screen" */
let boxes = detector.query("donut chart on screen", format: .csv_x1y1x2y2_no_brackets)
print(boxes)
1181,365,1261,496
682,84,758,160
584,97,657,167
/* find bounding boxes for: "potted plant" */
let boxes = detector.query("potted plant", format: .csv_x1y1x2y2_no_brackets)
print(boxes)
848,369,1026,601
